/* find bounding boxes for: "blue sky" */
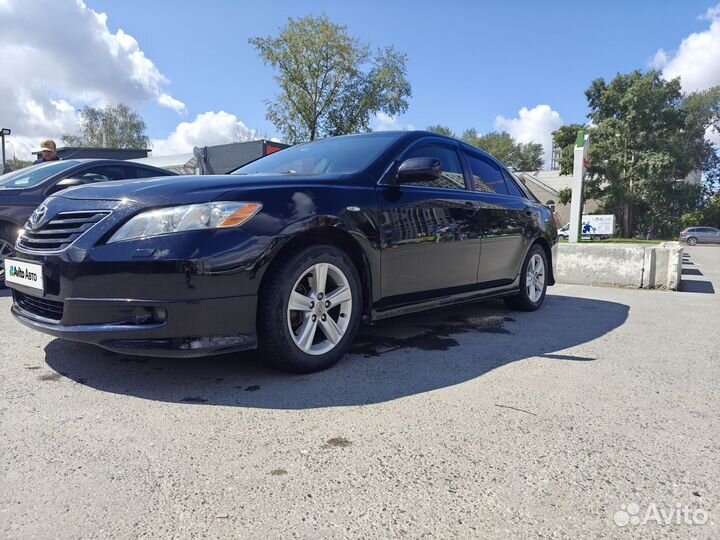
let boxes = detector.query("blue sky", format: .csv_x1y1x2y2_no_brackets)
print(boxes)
89,0,716,137
2,0,719,162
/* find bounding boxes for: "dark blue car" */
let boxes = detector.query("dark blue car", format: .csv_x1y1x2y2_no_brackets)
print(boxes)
5,132,558,373
0,159,176,286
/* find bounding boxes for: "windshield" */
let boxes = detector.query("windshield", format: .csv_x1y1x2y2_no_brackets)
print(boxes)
0,161,77,189
233,133,402,176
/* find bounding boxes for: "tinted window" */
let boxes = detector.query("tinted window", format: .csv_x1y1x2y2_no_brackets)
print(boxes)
501,169,524,198
402,143,465,190
233,133,402,176
0,161,77,189
76,166,134,183
465,153,507,194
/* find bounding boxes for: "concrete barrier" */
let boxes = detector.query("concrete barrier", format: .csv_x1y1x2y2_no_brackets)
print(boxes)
555,242,684,290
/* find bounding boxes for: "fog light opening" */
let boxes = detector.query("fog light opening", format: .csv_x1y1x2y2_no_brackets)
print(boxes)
152,307,168,323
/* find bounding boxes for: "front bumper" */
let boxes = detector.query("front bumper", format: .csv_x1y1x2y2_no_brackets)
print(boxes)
11,291,258,357
7,196,269,357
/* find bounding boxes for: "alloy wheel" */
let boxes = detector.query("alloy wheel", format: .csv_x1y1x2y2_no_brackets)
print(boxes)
525,253,545,303
286,262,353,355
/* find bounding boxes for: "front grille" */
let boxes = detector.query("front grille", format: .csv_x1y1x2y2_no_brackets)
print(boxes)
18,211,110,251
14,291,64,321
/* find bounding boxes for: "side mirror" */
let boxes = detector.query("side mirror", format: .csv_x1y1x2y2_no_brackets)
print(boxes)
49,177,87,194
397,157,442,183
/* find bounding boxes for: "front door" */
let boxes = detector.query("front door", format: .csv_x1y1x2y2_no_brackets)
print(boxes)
377,140,483,303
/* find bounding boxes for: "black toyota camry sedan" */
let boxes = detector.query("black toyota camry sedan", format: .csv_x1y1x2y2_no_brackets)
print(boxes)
5,131,558,373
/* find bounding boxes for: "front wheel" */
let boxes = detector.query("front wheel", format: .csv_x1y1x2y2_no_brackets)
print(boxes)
257,245,362,373
504,245,548,311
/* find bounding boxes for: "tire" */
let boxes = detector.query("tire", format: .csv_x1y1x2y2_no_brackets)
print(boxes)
686,237,698,246
257,245,362,373
504,244,548,312
0,225,17,288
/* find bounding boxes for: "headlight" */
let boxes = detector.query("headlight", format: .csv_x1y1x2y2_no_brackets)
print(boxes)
107,202,262,243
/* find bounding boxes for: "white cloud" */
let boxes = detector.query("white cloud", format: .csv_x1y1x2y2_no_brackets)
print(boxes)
495,104,563,169
158,93,187,114
372,112,416,132
0,0,184,159
151,111,260,155
651,4,720,92
707,126,720,147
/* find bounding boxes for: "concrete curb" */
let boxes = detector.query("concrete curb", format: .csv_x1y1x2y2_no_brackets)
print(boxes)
555,242,684,290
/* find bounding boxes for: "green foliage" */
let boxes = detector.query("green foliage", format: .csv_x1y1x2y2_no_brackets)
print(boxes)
3,159,32,172
426,125,455,137
463,130,512,162
551,124,584,175
680,196,720,228
512,142,544,172
62,104,150,149
461,130,544,171
557,187,573,206
250,15,411,143
577,70,718,237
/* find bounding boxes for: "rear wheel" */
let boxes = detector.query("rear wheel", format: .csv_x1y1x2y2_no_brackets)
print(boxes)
0,226,17,288
686,237,698,246
257,245,362,373
504,244,548,311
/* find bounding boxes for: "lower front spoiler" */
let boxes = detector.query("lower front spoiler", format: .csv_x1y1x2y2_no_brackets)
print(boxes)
11,299,258,358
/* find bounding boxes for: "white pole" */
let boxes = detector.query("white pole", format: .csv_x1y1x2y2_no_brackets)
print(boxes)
568,131,589,243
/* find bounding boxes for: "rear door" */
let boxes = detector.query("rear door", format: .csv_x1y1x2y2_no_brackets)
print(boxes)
377,138,483,302
462,149,534,285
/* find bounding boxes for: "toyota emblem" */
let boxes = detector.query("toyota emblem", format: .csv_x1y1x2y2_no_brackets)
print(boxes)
29,204,48,230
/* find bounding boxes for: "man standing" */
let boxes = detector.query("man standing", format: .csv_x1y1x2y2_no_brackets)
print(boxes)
33,139,60,164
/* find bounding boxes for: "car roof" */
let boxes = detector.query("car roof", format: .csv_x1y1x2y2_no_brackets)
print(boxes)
54,158,176,174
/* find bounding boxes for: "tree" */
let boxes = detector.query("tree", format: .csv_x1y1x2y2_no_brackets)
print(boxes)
3,159,32,172
462,130,544,170
250,15,411,143
511,142,544,172
557,187,573,206
680,196,720,228
426,125,455,137
551,124,585,175
580,71,718,237
62,104,150,149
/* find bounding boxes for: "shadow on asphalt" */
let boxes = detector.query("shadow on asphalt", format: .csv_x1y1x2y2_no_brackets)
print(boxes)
679,280,716,294
679,252,715,294
42,295,629,409
0,288,11,298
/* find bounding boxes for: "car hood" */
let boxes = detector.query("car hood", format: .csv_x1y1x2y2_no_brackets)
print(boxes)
56,174,343,206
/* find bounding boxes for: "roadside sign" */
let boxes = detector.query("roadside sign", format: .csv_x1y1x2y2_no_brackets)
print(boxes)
581,214,615,236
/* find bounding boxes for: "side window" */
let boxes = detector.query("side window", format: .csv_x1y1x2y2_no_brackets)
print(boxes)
133,167,169,179
402,143,465,190
464,153,508,195
75,166,134,183
501,169,525,198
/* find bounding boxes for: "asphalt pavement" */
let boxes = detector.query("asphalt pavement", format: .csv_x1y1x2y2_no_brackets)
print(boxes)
1,245,718,539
